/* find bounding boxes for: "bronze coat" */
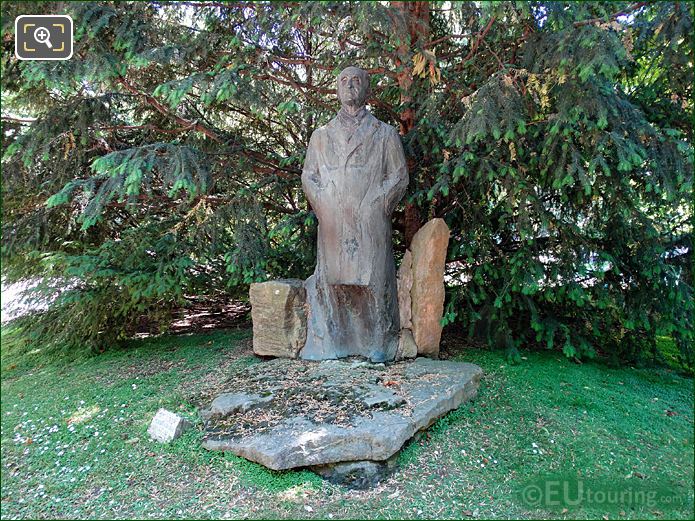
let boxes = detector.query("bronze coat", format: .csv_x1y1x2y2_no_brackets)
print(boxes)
301,111,408,361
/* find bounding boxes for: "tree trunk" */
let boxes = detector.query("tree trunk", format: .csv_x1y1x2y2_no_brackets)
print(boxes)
390,1,430,246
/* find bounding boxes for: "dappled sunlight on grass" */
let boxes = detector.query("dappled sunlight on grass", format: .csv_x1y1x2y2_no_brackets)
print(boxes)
1,329,693,519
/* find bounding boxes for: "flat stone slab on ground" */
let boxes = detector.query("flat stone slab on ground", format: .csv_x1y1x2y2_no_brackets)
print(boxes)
201,357,482,474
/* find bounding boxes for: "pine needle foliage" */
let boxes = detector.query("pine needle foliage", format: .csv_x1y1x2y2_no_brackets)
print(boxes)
1,1,692,367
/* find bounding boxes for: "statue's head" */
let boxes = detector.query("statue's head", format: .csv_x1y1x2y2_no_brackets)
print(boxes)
337,66,370,109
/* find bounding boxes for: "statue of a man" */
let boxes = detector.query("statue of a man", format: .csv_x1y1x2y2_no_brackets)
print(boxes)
301,66,408,362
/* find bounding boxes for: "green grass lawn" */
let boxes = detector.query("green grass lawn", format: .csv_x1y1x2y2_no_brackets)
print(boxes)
1,328,693,519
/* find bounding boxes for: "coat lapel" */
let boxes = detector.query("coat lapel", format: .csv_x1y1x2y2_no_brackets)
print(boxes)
326,112,380,166
344,112,379,163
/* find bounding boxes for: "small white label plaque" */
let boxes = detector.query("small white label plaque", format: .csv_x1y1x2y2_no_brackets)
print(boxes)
147,408,190,443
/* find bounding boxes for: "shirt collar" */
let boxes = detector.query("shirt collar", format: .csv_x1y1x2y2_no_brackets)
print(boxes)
337,106,368,130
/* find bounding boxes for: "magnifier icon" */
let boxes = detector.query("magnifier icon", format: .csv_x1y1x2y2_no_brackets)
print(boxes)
34,26,53,48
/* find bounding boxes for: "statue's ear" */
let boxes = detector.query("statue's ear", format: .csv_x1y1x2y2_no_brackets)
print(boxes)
364,73,372,99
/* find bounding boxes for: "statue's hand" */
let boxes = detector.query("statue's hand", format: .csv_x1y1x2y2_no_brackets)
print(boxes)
301,131,323,207
379,171,407,215
308,173,322,189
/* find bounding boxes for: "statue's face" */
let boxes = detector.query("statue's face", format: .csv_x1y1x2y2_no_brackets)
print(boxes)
337,67,369,108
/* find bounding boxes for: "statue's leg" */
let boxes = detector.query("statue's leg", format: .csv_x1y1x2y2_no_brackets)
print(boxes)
300,274,333,360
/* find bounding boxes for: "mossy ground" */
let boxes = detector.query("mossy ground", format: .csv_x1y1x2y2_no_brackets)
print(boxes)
1,327,693,519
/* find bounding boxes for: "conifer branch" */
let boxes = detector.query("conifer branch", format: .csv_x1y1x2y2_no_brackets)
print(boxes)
115,77,224,143
574,2,648,27
115,77,301,180
426,33,474,49
1,116,37,124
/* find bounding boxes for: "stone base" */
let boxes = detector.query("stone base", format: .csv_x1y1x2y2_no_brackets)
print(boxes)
201,357,482,486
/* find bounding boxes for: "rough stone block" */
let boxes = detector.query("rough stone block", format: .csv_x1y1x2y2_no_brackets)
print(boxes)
148,408,191,443
410,218,450,357
397,249,413,329
250,279,307,358
396,328,418,360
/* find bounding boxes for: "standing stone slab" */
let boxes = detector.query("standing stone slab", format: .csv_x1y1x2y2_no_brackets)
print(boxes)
250,279,307,358
410,218,450,357
148,408,191,443
397,249,413,330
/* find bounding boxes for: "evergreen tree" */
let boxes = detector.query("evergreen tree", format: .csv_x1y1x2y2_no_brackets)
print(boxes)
1,1,692,368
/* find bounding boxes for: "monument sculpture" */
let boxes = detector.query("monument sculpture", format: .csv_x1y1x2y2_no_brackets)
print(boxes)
301,66,408,362
202,67,481,488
